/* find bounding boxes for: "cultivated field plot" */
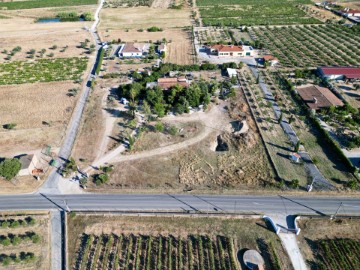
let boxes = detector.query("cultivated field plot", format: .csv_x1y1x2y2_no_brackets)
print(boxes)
0,57,88,85
103,0,154,8
298,218,360,269
0,0,97,10
252,25,360,68
0,81,79,156
194,27,232,44
0,212,50,269
197,0,321,26
69,215,292,270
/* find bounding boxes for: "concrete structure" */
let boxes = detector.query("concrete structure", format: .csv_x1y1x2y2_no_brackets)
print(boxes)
118,43,150,58
243,250,265,270
17,154,39,176
227,68,237,78
206,44,253,57
296,84,344,110
318,66,360,81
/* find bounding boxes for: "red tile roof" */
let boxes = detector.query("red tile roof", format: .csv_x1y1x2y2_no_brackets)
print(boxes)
297,84,343,110
341,9,360,14
157,77,189,89
319,67,360,79
209,45,243,52
262,54,278,61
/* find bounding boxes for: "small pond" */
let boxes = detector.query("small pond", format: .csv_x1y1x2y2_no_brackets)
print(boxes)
36,17,85,23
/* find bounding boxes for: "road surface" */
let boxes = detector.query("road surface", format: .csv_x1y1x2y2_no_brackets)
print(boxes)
1,194,359,216
40,0,105,194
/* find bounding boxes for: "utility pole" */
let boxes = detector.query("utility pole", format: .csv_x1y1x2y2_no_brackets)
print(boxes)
63,200,70,213
330,202,343,220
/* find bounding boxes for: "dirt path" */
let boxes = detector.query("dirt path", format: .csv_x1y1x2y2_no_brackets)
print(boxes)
86,101,230,171
95,89,127,161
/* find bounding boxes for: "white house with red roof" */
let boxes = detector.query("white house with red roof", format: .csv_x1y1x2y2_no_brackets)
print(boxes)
317,66,360,81
118,43,150,58
206,44,253,58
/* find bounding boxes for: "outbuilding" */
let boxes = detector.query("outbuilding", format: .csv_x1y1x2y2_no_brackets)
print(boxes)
17,154,39,176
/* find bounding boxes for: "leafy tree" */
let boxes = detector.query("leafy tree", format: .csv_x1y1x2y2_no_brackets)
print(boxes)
294,141,300,152
278,112,283,124
142,100,152,121
0,158,21,180
127,135,136,151
168,125,178,136
346,179,358,190
31,234,41,244
94,173,109,186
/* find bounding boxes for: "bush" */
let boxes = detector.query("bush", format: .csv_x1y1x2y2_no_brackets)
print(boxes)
31,234,41,244
3,123,16,129
168,125,178,136
155,122,164,132
289,179,299,189
94,173,109,186
346,180,358,190
147,26,163,32
0,158,21,180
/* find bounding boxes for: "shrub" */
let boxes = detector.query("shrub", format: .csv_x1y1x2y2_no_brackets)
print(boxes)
289,179,299,189
3,123,16,129
147,26,163,32
155,122,164,132
346,180,358,190
168,125,178,136
31,234,41,244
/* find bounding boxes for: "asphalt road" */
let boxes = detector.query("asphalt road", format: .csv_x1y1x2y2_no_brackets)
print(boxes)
1,194,359,216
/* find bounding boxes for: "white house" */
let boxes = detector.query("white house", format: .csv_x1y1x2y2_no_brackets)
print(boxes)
157,44,167,54
118,43,150,58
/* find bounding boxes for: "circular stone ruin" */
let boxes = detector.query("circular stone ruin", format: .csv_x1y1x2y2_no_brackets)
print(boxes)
243,250,265,270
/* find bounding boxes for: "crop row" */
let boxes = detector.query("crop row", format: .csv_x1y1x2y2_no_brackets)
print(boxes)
315,238,360,269
73,234,238,270
0,216,36,228
0,0,97,10
197,0,320,26
0,231,41,246
0,57,88,85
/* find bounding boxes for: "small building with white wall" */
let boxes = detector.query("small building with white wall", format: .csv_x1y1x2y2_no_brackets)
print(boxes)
17,154,39,176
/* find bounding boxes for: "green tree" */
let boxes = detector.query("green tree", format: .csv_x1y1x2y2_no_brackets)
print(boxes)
0,158,21,180
256,74,259,84
346,179,358,190
278,112,283,124
294,141,300,152
142,100,152,121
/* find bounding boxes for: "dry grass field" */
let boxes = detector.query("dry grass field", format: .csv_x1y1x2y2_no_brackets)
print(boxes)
0,174,47,195
0,212,50,270
0,82,79,156
68,214,292,270
99,6,191,30
0,7,95,62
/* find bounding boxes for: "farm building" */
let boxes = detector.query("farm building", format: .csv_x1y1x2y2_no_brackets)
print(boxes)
338,8,360,17
206,44,253,58
296,84,343,110
290,152,301,163
147,77,190,90
262,55,279,66
118,43,150,58
317,67,360,81
16,154,39,176
227,68,237,78
157,44,167,54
